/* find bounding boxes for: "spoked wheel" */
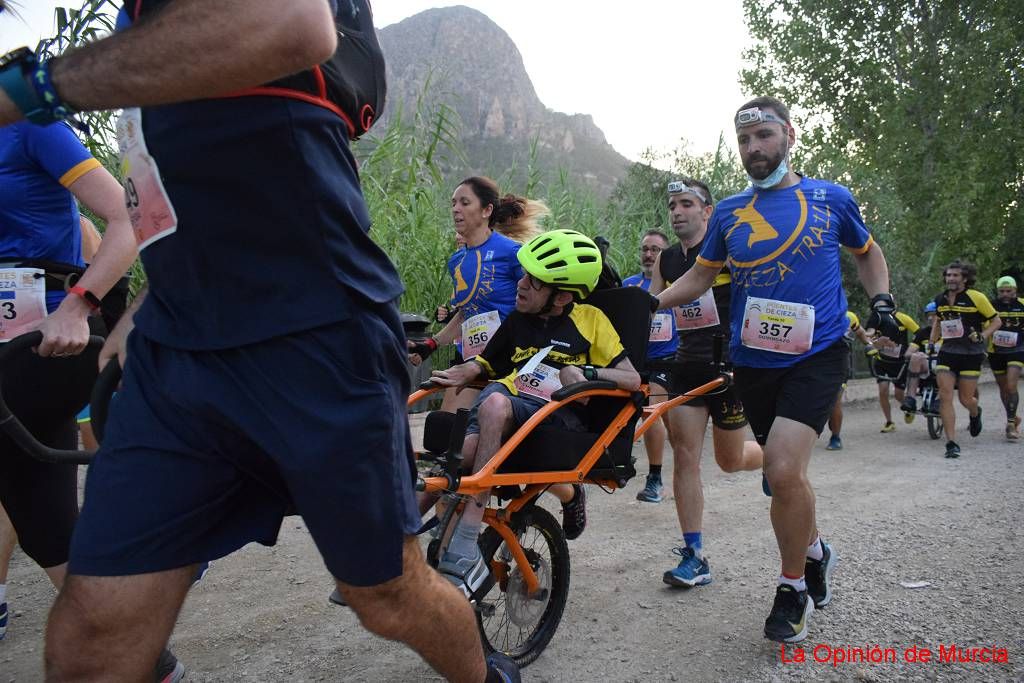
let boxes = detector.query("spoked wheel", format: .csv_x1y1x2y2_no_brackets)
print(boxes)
927,415,943,440
475,505,570,667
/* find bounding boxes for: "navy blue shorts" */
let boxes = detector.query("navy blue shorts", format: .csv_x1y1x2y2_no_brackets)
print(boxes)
68,300,421,587
465,382,586,435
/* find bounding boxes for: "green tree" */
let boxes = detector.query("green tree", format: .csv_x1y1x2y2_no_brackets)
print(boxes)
742,0,1024,312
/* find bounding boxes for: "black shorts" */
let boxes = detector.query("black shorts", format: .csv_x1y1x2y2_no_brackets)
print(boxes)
669,361,747,431
936,351,984,378
873,357,908,389
989,352,1024,374
734,341,849,444
647,354,674,396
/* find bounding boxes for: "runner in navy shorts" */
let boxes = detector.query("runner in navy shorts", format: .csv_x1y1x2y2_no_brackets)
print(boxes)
69,296,420,587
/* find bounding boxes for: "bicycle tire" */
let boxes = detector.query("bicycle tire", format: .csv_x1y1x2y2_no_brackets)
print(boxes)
475,505,570,667
927,415,942,440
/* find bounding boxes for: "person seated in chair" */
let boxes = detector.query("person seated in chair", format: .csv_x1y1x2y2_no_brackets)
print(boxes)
430,229,641,596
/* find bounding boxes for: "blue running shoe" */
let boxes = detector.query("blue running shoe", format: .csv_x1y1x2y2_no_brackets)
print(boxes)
636,473,663,503
826,435,843,451
0,601,7,640
662,546,712,587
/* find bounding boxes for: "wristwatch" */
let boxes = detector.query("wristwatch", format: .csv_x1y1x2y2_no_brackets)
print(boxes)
582,365,598,381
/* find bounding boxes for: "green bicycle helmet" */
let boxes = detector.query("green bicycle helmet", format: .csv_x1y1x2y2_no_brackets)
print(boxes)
517,229,603,299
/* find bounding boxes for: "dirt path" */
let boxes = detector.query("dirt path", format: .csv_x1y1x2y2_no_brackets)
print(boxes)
3,381,1021,681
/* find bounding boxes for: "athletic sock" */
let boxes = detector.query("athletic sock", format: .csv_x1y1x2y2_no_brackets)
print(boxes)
779,573,806,592
447,521,482,560
683,532,703,559
649,464,663,479
806,536,823,561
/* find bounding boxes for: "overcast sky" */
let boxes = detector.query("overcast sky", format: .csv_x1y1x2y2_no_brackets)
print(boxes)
1,1,752,161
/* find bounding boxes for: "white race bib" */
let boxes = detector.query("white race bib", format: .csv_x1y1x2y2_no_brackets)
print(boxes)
0,268,47,342
461,310,500,359
740,296,815,355
513,362,563,402
673,288,720,330
117,108,178,250
993,330,1019,348
939,318,964,340
649,313,673,342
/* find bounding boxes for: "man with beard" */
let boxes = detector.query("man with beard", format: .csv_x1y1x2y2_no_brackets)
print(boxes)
648,179,764,588
622,228,678,503
657,97,897,643
930,260,1001,456
989,276,1024,440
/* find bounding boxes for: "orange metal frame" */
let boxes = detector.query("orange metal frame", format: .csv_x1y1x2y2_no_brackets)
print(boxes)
406,374,728,595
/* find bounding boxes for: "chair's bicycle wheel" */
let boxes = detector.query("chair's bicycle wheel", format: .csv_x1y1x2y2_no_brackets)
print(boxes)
475,505,570,667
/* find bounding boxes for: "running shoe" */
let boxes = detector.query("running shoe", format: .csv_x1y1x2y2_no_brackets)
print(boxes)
636,473,664,503
825,435,843,451
944,440,961,459
762,471,772,497
880,421,896,433
0,601,7,640
1008,417,1022,441
805,541,837,608
328,587,348,606
486,651,522,682
763,585,813,643
154,649,185,683
662,546,712,588
438,551,489,599
901,396,917,414
969,407,982,437
904,410,915,424
561,484,587,540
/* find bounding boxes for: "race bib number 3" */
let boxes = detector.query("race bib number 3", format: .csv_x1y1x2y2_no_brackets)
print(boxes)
740,296,815,355
513,362,563,402
117,108,178,250
461,310,501,359
674,289,721,330
649,313,673,342
0,268,47,342
993,330,1019,348
939,318,964,340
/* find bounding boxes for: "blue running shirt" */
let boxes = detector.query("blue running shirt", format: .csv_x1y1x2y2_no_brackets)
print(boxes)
623,273,679,359
448,231,523,322
697,177,873,368
0,121,97,311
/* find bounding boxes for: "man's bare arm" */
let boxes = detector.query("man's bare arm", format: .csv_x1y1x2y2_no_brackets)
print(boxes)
1,0,336,123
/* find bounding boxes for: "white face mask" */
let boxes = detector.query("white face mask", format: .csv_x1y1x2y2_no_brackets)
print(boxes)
749,157,789,189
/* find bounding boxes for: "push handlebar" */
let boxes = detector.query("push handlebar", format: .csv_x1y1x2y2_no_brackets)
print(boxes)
0,331,113,464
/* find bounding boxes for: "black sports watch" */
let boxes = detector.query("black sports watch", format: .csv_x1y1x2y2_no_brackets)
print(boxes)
582,365,598,381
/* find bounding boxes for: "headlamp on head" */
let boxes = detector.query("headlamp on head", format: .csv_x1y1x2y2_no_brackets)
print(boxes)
735,107,788,131
667,181,710,205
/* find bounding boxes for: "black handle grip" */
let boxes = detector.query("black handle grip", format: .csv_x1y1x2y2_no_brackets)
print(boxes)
0,331,105,464
89,360,122,445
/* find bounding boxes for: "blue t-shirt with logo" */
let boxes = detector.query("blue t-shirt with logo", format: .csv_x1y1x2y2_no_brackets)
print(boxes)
697,176,873,368
623,273,679,359
448,231,523,341
0,121,95,312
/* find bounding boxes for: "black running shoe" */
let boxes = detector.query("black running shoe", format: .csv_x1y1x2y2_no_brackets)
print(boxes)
763,585,813,643
561,484,587,540
486,651,522,682
805,541,837,608
969,407,982,437
154,649,185,683
944,440,960,458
